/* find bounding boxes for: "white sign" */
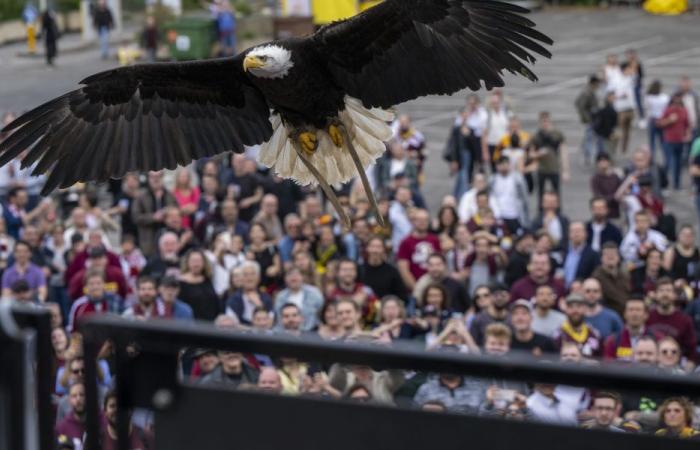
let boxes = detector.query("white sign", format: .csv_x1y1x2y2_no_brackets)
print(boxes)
175,35,190,51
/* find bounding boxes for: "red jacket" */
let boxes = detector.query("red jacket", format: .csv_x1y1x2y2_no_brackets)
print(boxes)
602,327,660,361
68,266,129,300
658,105,689,144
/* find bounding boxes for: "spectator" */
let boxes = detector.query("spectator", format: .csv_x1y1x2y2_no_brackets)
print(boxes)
252,194,283,242
531,191,570,251
195,198,249,247
646,277,697,367
592,91,618,156
274,268,323,331
376,140,420,198
67,270,120,332
122,276,165,320
100,390,153,450
447,95,486,198
141,232,182,281
592,242,631,316
141,15,159,62
529,112,569,209
257,366,283,394
278,213,303,264
413,253,470,315
509,299,556,357
658,336,686,375
620,210,668,268
603,298,657,362
678,75,700,155
247,223,282,290
327,259,378,328
489,156,529,233
469,283,509,347
396,209,441,291
655,397,700,439
158,275,194,321
413,370,483,414
68,246,127,301
1,240,47,301
582,278,623,340
645,80,670,162
553,294,602,358
179,248,220,321
335,298,362,337
92,0,114,59
457,172,500,224
664,224,699,282
3,186,48,240
582,392,625,432
216,0,236,56
462,232,507,298
388,186,413,251
54,382,86,448
575,75,601,165
225,260,273,325
199,351,259,388
132,171,178,258
317,301,344,340
630,248,668,296
531,284,566,338
329,362,404,405
586,197,623,252
481,93,511,170
657,92,690,190
510,252,566,304
360,236,408,302
562,222,600,288
526,382,579,426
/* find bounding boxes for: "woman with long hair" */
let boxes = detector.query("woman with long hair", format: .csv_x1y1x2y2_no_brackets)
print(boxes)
371,295,429,341
655,397,700,438
317,301,344,341
172,168,200,229
179,248,221,321
246,223,282,292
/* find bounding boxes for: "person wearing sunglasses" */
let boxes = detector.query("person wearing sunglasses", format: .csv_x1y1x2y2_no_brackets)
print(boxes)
658,336,687,374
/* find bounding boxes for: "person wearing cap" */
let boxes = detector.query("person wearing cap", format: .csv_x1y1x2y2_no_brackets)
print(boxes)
190,349,219,381
575,74,601,165
158,275,193,321
67,245,128,300
469,282,510,347
553,294,602,358
489,155,529,234
1,240,47,302
198,350,259,389
531,284,566,338
510,299,556,357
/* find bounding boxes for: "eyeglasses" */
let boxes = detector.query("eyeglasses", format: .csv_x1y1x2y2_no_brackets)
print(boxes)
72,368,85,375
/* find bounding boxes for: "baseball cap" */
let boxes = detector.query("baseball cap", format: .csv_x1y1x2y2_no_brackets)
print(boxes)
510,299,532,313
491,281,509,293
565,293,585,305
159,276,180,288
192,348,216,359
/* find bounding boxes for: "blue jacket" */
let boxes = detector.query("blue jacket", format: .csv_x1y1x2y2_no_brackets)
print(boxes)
225,289,273,325
274,285,324,331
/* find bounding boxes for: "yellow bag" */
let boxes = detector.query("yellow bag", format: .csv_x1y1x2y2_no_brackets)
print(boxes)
643,0,687,15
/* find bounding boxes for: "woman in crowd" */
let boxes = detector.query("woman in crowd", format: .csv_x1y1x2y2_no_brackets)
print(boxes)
179,248,220,321
247,223,281,292
657,337,686,375
664,224,700,282
655,397,700,438
432,205,459,252
172,168,201,230
317,301,344,341
631,248,668,296
372,295,429,341
463,232,507,297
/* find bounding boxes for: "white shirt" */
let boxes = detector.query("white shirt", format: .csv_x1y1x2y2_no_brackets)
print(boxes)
620,229,668,263
485,109,509,145
490,173,520,219
590,222,605,252
457,188,501,223
613,74,635,112
389,158,407,178
455,107,488,137
604,65,622,90
527,390,579,426
389,201,412,251
645,93,670,120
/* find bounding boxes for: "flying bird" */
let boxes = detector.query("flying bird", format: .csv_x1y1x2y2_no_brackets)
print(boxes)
0,0,552,227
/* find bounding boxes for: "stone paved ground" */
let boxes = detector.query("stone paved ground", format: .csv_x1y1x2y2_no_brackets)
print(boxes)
1,8,699,225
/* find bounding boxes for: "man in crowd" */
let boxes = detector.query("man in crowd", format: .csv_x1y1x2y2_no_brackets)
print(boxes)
68,270,121,332
531,284,566,338
274,268,323,331
510,252,566,303
101,390,152,450
141,232,182,281
257,366,283,394
510,299,556,357
582,278,623,340
1,240,47,302
562,222,599,288
196,198,249,246
554,294,602,358
252,193,283,242
489,155,529,233
336,298,362,336
575,75,601,165
277,303,305,336
327,259,378,327
159,275,194,321
529,112,570,210
530,191,569,250
55,382,86,448
646,277,697,368
199,351,259,388
132,170,178,257
582,392,625,432
360,236,408,302
278,213,302,264
396,208,441,290
592,242,631,316
2,186,47,240
590,153,622,220
389,186,415,252
68,246,128,301
413,253,470,314
470,283,509,346
586,197,622,252
620,210,668,268
122,276,164,320
603,298,656,361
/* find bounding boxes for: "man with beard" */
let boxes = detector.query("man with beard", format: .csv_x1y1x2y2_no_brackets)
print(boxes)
141,232,182,281
603,298,658,361
55,382,86,449
510,299,556,357
469,283,510,347
647,277,697,367
592,242,631,316
198,351,259,389
582,278,623,340
510,252,566,304
553,294,602,358
326,259,378,327
360,236,408,302
101,390,153,450
68,271,121,332
122,276,165,320
413,253,470,314
586,197,622,252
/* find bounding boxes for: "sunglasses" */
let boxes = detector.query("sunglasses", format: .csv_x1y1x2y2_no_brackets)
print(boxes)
72,368,85,375
661,349,679,355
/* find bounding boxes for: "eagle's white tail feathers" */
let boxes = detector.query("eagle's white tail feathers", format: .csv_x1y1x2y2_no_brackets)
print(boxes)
257,96,394,187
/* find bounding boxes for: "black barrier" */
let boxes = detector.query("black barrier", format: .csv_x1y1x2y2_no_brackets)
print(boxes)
0,303,53,450
80,315,700,450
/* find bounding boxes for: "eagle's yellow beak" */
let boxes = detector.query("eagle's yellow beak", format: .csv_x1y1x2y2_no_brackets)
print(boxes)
243,55,265,71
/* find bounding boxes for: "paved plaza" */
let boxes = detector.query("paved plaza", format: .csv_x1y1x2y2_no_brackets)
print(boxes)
1,8,699,223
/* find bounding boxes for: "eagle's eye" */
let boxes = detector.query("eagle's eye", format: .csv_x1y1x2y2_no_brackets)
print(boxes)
261,55,268,61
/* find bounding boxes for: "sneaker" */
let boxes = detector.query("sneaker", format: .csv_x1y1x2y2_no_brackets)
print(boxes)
637,119,648,129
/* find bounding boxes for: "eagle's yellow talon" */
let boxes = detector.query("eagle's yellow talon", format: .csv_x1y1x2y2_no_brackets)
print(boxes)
328,124,343,148
298,131,317,154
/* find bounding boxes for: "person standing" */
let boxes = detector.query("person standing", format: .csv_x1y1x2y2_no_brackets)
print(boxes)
644,80,670,163
657,93,690,190
624,48,645,127
529,112,569,210
41,8,59,66
447,95,486,198
396,209,441,291
481,94,510,171
575,75,601,165
92,0,114,60
613,62,637,155
141,15,159,62
216,0,237,57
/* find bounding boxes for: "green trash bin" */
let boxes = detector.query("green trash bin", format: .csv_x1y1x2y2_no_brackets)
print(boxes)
165,18,217,61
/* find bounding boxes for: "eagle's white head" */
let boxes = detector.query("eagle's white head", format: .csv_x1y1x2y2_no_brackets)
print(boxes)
243,45,294,79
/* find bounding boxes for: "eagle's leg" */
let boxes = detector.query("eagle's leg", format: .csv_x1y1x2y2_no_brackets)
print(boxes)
296,130,318,155
337,124,386,228
290,139,351,229
328,124,344,148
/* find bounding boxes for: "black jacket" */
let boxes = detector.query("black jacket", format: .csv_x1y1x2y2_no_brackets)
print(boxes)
585,221,623,248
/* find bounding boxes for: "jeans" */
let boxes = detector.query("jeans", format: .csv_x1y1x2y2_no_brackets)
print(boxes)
537,172,560,211
99,27,110,58
664,141,684,189
648,118,664,164
453,149,471,199
581,124,597,163
634,84,645,118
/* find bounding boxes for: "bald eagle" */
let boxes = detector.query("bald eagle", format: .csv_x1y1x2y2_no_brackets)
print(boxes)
0,0,552,226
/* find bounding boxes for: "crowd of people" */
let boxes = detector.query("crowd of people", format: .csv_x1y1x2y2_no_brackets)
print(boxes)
2,53,700,450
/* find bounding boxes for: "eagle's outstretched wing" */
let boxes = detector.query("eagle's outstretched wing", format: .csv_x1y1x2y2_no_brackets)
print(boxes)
309,0,553,109
0,57,272,194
